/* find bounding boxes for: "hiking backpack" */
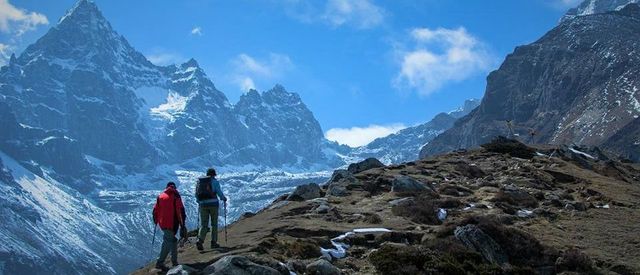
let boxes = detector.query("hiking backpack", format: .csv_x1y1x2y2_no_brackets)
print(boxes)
196,177,217,201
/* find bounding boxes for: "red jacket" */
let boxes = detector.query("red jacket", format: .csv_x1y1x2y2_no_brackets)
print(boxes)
152,187,186,231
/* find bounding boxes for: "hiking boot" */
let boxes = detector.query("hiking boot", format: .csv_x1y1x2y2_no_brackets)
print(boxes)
196,241,204,251
155,262,168,271
211,242,220,249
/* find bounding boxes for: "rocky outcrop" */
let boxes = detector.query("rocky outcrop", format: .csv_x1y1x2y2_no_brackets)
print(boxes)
421,5,640,160
454,224,508,265
287,183,323,201
347,158,384,174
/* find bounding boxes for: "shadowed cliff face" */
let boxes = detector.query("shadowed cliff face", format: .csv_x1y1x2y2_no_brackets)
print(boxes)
421,4,640,160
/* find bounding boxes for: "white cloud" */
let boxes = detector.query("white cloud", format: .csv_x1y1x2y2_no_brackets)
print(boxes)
237,76,256,92
282,0,385,29
231,53,294,92
191,26,202,36
548,0,583,9
323,0,385,29
325,123,406,147
0,0,48,36
394,27,493,96
145,50,186,66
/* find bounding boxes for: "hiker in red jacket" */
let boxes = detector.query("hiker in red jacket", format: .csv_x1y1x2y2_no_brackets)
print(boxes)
152,182,187,270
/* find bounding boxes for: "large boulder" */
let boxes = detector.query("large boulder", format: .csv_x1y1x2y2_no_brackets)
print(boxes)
454,224,508,265
480,136,535,159
326,169,354,184
391,176,430,193
202,255,281,275
306,259,341,275
347,158,384,174
287,183,322,201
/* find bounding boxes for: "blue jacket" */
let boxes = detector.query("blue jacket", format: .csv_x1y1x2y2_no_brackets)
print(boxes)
197,177,227,207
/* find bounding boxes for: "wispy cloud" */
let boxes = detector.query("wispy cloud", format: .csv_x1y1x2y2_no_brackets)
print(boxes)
0,0,48,36
145,49,186,66
393,27,494,96
231,53,294,92
190,26,202,36
325,123,406,147
282,0,385,29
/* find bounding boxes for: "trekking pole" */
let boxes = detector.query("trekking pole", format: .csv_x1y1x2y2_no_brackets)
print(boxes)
151,223,157,246
224,201,228,244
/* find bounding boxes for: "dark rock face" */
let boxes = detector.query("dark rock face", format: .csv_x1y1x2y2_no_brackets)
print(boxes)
421,5,640,159
602,117,640,162
347,158,384,174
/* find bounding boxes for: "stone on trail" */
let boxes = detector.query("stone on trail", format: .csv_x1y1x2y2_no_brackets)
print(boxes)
167,265,198,275
306,259,341,275
391,175,429,193
202,255,281,275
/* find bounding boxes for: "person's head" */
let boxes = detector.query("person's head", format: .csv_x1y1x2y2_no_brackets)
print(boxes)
206,168,217,177
166,182,176,189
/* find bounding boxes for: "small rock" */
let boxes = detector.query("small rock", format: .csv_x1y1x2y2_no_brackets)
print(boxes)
347,158,385,174
389,197,413,206
288,183,322,201
167,265,197,275
306,259,341,275
314,204,331,214
203,255,281,275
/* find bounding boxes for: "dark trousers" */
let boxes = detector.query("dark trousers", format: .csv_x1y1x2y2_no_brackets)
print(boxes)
157,229,177,265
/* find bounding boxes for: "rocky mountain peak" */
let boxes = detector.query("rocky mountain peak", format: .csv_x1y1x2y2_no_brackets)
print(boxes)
562,0,639,22
263,84,302,105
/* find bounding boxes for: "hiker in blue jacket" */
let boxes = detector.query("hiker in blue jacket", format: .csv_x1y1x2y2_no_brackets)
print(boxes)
195,168,227,250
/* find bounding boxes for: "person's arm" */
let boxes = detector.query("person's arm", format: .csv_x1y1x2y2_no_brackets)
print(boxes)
177,196,186,225
212,178,227,201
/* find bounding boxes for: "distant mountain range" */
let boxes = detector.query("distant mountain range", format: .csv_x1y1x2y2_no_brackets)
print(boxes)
351,99,479,164
422,2,640,161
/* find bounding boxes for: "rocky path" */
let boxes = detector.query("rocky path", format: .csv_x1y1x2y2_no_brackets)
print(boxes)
133,138,640,275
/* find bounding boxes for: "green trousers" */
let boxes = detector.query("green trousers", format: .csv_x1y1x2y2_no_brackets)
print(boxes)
198,205,219,243
157,229,177,265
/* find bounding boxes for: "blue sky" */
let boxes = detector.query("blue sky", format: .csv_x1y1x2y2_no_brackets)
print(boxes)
1,0,582,147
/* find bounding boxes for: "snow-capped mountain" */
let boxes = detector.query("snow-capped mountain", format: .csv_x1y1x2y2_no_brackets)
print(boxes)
562,0,639,21
0,0,341,175
421,4,640,160
351,99,479,164
0,0,348,273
